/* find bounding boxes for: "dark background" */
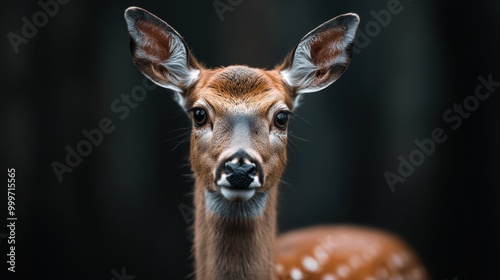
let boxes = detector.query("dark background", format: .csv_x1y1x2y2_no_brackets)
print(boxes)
1,0,499,279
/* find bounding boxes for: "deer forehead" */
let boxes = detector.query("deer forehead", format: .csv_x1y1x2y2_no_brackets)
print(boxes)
188,66,293,116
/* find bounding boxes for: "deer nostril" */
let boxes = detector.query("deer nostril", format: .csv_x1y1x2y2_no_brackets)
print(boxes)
224,162,237,175
244,164,256,176
223,161,257,188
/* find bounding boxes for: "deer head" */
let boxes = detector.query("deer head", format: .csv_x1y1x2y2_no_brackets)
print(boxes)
124,7,359,219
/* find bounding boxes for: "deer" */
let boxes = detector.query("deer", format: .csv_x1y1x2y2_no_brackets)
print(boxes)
124,7,428,280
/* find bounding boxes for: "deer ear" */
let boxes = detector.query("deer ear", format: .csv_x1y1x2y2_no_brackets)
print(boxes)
124,7,201,94
279,14,359,95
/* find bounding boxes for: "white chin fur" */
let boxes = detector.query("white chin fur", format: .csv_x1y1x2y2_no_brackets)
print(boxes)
220,187,256,202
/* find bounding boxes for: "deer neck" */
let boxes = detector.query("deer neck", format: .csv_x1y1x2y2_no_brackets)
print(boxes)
193,180,278,280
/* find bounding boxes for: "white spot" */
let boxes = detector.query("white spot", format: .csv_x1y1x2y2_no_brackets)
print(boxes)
391,253,405,269
275,263,284,274
323,235,340,252
336,264,350,278
322,273,337,280
302,256,320,272
290,268,304,280
349,255,362,269
314,246,329,264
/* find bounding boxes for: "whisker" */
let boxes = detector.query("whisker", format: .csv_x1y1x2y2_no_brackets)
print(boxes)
287,140,297,153
171,109,189,120
288,138,303,153
279,178,294,189
291,112,309,124
165,127,191,134
171,137,191,151
288,131,307,153
164,131,191,142
289,131,308,142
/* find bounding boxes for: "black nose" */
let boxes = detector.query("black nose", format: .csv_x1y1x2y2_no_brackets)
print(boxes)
217,149,261,189
224,161,256,188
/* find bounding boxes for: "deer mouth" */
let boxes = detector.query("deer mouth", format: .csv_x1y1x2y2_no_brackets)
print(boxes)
216,172,262,202
220,187,257,202
205,189,269,219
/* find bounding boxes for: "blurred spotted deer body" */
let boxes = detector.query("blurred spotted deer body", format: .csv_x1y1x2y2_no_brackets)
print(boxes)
124,7,427,280
276,226,426,280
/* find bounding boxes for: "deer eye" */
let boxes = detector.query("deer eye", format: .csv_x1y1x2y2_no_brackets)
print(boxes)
274,111,290,130
192,108,208,127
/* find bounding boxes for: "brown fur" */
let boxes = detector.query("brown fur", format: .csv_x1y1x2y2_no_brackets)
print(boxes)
310,28,344,66
135,20,172,61
185,66,291,279
193,182,278,280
